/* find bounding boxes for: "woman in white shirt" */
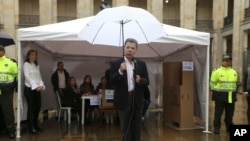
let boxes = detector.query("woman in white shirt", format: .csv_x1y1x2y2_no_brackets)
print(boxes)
23,49,45,134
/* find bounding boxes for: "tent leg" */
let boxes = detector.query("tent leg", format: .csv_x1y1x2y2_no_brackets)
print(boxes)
203,45,211,134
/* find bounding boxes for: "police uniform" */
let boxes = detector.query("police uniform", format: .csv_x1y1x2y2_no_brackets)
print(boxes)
0,46,18,138
210,55,238,134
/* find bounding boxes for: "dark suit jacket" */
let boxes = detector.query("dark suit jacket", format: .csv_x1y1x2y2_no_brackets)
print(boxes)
109,58,149,110
61,86,81,107
244,70,249,92
51,69,70,91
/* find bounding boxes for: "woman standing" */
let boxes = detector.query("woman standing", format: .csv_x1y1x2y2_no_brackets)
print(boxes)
23,49,45,134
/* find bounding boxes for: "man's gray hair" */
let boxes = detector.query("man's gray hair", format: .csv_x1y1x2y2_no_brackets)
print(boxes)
124,38,138,49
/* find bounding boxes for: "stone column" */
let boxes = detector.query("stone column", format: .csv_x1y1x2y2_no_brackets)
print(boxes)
212,0,225,68
147,0,163,22
77,0,93,18
2,0,16,59
232,1,243,75
113,0,128,6
180,0,196,29
39,0,57,25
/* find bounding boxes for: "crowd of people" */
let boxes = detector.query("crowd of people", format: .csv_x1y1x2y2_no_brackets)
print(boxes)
51,61,114,124
0,38,153,141
3,40,250,141
2,38,250,141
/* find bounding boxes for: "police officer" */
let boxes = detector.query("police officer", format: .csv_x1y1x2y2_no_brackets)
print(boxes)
0,45,18,139
210,55,238,134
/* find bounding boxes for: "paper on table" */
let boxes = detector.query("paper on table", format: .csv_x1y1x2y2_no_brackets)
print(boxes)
105,89,114,100
90,96,100,105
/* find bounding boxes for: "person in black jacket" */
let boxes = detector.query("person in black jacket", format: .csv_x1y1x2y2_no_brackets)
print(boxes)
105,62,112,88
61,76,82,122
109,38,149,141
243,67,250,124
51,61,70,93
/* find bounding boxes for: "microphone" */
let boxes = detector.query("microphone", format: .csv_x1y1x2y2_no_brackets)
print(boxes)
132,58,137,70
132,58,137,80
132,58,137,64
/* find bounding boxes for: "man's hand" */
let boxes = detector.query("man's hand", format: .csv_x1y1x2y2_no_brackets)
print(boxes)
243,92,249,96
135,75,140,83
119,62,126,72
36,86,43,92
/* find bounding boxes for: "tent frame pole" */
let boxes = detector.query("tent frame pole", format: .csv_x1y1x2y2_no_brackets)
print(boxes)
16,39,22,138
203,45,211,134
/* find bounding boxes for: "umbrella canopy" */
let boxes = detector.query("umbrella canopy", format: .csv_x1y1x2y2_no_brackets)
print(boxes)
0,31,15,47
78,6,166,49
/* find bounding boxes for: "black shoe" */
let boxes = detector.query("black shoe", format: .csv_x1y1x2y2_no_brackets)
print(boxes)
214,127,220,134
9,132,16,139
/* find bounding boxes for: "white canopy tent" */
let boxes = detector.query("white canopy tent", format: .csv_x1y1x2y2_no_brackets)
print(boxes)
17,16,210,137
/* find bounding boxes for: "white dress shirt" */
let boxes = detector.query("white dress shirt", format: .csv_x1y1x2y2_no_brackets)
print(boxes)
23,62,45,90
58,71,66,89
124,57,135,92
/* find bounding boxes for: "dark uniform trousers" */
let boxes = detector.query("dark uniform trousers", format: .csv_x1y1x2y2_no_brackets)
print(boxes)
0,88,15,133
214,101,235,130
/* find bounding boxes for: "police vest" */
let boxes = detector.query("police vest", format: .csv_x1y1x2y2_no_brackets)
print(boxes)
0,56,18,84
210,66,238,92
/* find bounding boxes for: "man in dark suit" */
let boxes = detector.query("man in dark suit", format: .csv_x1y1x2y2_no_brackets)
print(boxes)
51,61,70,93
109,38,149,141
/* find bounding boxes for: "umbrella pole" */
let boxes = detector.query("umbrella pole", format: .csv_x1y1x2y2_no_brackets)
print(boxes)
121,21,125,57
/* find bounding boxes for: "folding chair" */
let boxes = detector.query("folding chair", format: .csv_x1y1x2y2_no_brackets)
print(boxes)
55,91,79,124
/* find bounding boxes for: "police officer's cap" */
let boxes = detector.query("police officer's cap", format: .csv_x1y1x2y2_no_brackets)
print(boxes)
222,55,232,61
0,45,5,52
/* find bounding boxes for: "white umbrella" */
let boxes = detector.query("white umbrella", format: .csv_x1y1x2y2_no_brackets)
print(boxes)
78,6,166,56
